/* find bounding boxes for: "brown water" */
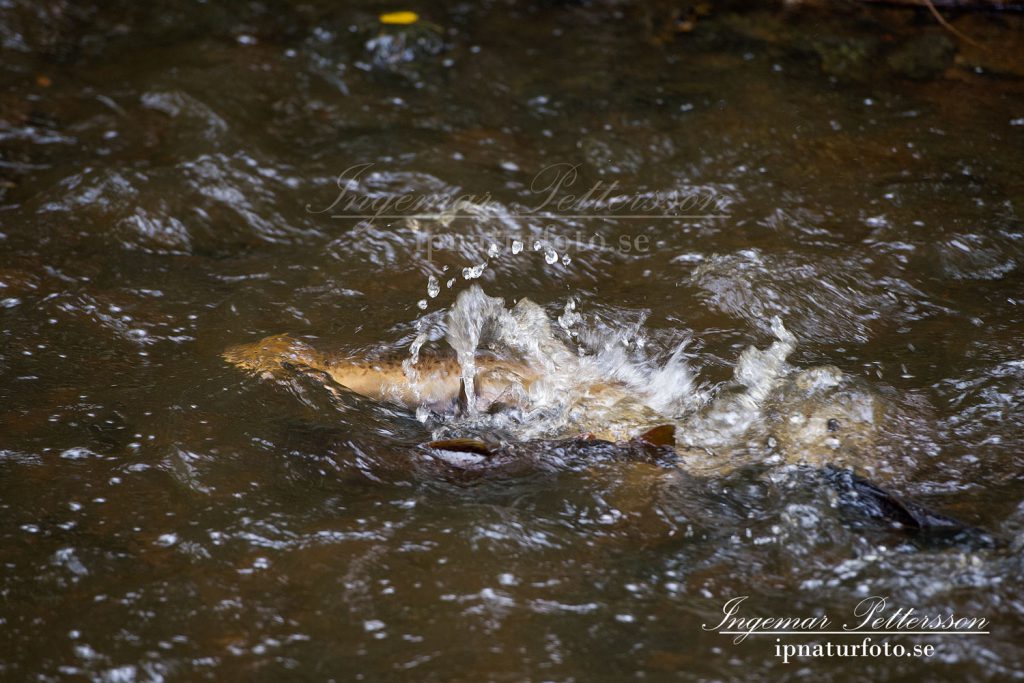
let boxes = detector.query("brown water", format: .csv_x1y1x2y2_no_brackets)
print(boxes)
2,1,1024,680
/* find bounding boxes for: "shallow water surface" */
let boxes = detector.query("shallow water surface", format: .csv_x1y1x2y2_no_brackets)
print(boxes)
1,1,1023,680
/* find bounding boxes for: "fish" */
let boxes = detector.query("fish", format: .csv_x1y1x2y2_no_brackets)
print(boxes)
223,327,670,443
223,298,977,537
223,333,545,415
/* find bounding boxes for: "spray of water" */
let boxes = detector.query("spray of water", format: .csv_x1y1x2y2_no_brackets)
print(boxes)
396,277,896,484
409,283,699,443
382,230,899,476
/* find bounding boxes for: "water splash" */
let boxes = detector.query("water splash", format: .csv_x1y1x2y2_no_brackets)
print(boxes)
428,285,701,442
444,287,507,415
400,284,896,482
680,316,796,451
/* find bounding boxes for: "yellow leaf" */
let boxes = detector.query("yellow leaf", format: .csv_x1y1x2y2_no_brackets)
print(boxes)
379,11,419,25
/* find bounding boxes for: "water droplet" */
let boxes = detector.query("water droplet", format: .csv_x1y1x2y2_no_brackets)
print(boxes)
408,332,428,365
462,263,486,280
544,248,558,264
364,619,386,632
427,275,440,298
562,253,572,266
487,243,500,258
61,447,96,460
533,240,543,251
155,533,178,547
446,278,455,288
417,299,428,310
511,240,523,255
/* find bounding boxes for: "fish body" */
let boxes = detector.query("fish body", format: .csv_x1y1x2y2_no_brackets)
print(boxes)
224,334,542,414
224,332,671,444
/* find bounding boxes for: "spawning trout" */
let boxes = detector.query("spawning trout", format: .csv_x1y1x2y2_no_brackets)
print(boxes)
223,328,674,446
224,333,543,414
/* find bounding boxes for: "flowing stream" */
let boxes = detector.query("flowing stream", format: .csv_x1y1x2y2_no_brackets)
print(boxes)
1,1,1023,680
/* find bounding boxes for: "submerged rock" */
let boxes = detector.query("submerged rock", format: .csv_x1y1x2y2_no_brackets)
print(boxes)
363,14,445,71
886,33,956,80
813,35,879,80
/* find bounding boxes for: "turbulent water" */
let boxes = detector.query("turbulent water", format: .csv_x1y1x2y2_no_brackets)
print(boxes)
2,0,1024,680
403,282,794,458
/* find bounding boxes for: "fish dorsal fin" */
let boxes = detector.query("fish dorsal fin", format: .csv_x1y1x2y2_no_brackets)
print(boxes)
634,424,676,447
427,438,493,456
456,378,469,416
